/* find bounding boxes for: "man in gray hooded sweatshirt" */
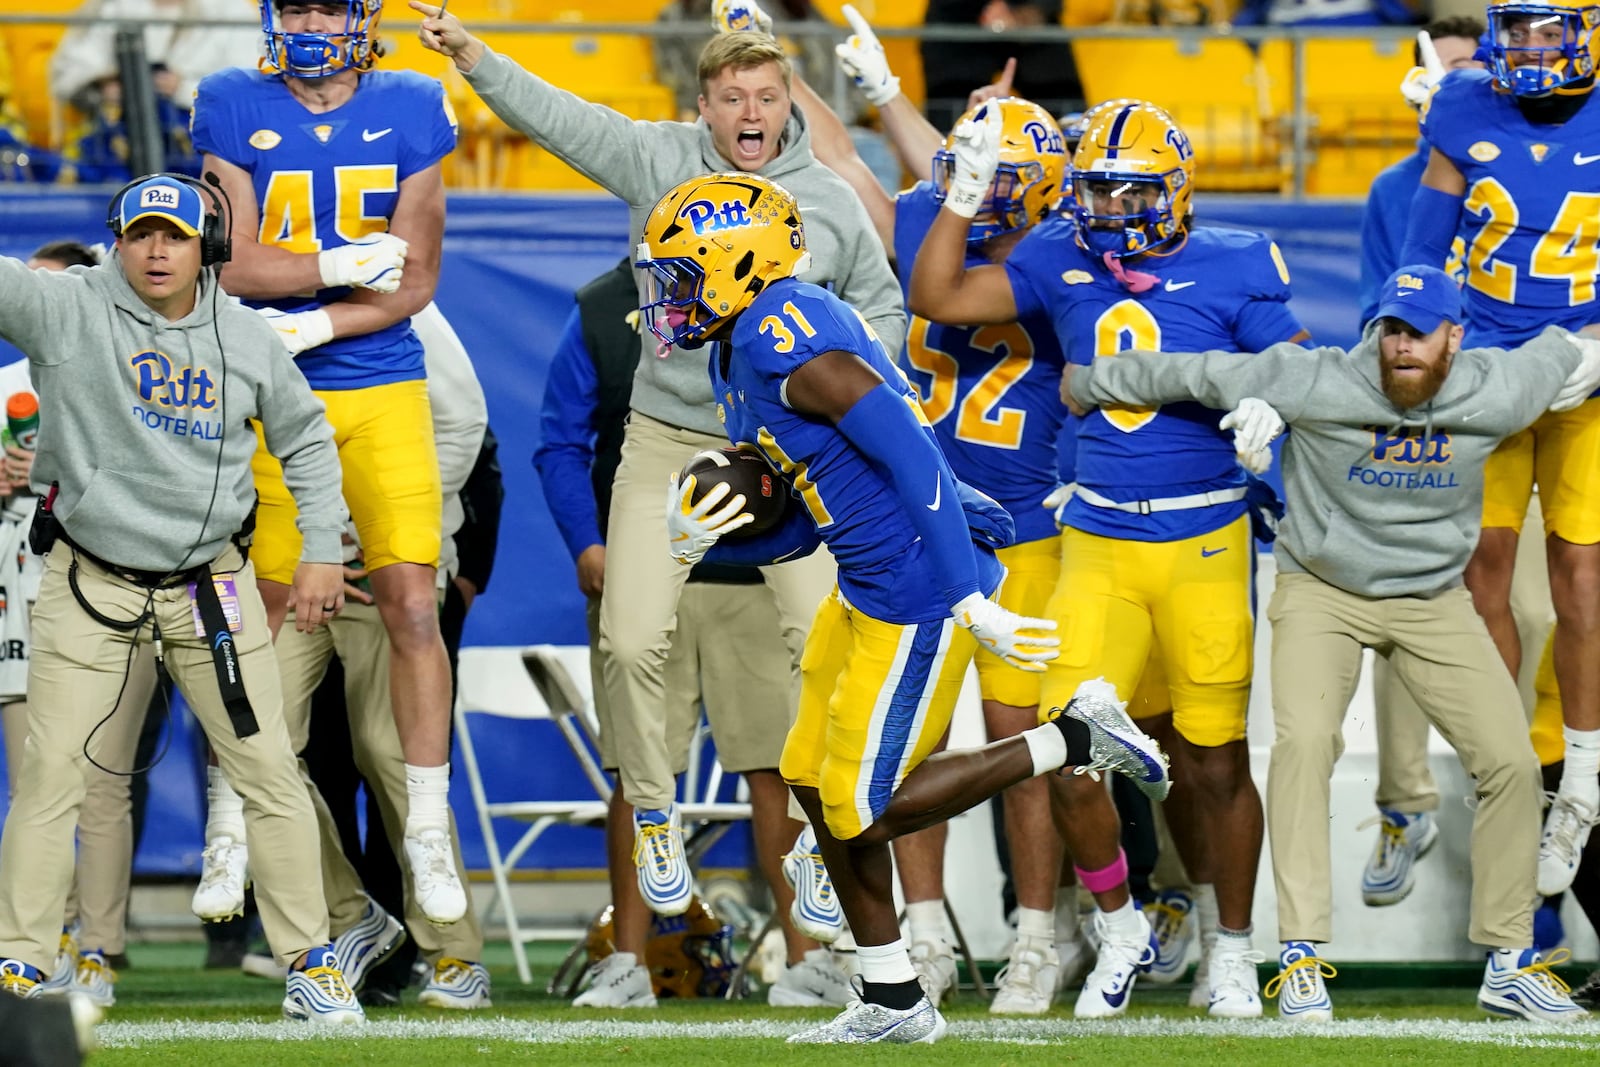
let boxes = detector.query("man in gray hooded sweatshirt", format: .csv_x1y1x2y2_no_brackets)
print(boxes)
1062,264,1600,1025
412,2,903,957
0,176,361,1025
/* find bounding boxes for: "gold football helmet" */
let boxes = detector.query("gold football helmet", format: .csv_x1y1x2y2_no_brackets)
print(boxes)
260,0,383,79
1486,0,1600,96
932,97,1070,242
1070,101,1196,260
635,172,810,349
585,896,736,999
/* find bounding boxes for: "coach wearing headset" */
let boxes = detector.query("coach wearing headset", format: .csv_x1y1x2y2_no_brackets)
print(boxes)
0,174,364,1024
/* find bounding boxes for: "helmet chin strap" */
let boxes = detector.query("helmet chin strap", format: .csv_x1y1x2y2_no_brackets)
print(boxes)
1102,250,1159,293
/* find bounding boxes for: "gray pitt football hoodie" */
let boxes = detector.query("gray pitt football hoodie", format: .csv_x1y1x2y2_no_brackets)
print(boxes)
463,49,905,436
0,254,345,572
1068,325,1583,599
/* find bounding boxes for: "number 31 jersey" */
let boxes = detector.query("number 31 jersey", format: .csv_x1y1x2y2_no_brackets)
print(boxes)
1422,69,1600,347
191,67,458,389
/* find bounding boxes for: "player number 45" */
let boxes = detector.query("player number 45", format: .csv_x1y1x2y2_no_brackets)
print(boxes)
259,164,398,252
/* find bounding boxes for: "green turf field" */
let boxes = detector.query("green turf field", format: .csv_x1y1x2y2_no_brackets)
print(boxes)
81,943,1600,1065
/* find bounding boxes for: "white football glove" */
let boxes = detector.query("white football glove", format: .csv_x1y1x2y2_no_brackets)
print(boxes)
1220,397,1284,474
952,592,1059,673
711,0,774,36
1551,334,1600,412
835,4,901,108
665,472,756,566
318,232,408,294
256,306,333,357
943,102,1001,219
1399,29,1447,108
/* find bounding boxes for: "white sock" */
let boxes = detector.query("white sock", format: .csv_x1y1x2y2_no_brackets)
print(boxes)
1560,728,1600,803
1016,906,1054,942
204,765,246,842
1022,722,1069,775
906,899,951,945
1101,899,1143,938
405,762,451,833
1193,883,1220,946
1216,925,1254,953
856,938,918,985
1054,886,1080,941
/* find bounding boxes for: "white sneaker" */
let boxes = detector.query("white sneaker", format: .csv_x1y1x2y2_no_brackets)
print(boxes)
990,933,1059,1015
1207,938,1265,1018
909,938,958,1007
330,898,406,991
1055,678,1171,801
1538,793,1598,897
68,950,116,1009
787,976,947,1044
1478,947,1586,1023
36,927,78,994
1074,909,1156,1018
1144,889,1195,983
633,806,694,917
1264,941,1333,1023
192,835,249,922
768,948,852,1007
1359,809,1438,905
282,945,366,1026
1188,936,1215,1008
418,958,492,1009
572,951,657,1008
782,826,843,943
404,827,469,925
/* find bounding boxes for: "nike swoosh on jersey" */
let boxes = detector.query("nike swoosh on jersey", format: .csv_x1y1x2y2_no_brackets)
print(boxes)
362,127,394,141
1576,151,1600,165
1163,279,1196,292
927,477,941,511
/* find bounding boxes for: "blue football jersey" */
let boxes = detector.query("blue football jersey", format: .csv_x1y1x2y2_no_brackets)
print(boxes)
893,183,1070,545
714,278,1002,624
191,67,458,389
1005,221,1304,541
1422,70,1600,347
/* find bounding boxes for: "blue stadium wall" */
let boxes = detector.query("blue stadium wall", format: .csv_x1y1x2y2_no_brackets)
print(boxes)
0,187,1365,877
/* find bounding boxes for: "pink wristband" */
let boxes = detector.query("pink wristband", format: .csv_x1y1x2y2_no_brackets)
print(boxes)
1074,850,1129,894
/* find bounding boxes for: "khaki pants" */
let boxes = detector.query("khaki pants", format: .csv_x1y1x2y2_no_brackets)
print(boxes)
598,413,835,810
276,600,482,963
1266,571,1540,947
1372,494,1555,811
0,548,327,969
1,649,157,956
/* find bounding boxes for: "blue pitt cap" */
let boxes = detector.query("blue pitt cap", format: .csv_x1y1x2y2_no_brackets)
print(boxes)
1374,265,1461,335
114,176,204,238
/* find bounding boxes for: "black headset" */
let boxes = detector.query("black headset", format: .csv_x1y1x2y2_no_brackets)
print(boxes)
104,171,233,268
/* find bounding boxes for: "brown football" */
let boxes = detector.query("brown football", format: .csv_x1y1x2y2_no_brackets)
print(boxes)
678,448,790,538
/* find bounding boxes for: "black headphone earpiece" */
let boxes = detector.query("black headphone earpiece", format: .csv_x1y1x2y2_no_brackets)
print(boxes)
105,171,232,268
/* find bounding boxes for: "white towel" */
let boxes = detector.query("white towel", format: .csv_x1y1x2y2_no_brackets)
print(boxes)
0,497,40,702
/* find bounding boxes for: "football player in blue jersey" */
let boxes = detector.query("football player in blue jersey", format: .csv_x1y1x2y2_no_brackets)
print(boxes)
637,171,1170,1044
910,101,1310,1019
189,0,469,931
1401,0,1600,900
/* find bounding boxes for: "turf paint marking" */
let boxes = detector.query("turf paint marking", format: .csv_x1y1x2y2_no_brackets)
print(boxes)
97,1016,1600,1049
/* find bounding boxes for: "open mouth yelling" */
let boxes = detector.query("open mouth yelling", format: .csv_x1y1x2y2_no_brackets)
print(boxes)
735,127,766,162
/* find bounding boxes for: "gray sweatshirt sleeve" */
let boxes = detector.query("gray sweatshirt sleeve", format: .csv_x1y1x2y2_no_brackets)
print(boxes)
253,324,347,565
0,256,80,363
1069,342,1326,422
1479,326,1585,435
463,49,678,206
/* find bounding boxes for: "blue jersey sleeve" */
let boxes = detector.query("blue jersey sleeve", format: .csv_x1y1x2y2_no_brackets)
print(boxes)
892,183,941,284
395,73,459,179
1418,70,1485,167
1232,237,1305,350
532,306,603,562
740,286,879,392
189,68,253,162
1002,225,1056,324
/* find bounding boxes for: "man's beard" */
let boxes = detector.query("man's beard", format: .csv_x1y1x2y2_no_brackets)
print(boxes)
1381,358,1450,409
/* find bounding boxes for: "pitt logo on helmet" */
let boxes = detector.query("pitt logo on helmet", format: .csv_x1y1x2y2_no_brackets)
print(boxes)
932,97,1068,244
1022,120,1066,157
679,198,753,236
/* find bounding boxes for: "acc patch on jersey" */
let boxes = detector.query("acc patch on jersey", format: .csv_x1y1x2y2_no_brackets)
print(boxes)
1468,141,1500,162
249,129,281,150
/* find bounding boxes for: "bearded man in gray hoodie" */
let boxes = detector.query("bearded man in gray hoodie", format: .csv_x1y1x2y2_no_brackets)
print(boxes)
1063,264,1600,1025
0,176,363,1025
412,2,904,1005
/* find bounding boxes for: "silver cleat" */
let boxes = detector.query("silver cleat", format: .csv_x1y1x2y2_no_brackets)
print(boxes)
1056,677,1171,801
787,977,948,1044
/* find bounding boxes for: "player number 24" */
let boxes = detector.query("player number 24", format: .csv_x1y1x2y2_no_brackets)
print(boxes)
1464,178,1600,306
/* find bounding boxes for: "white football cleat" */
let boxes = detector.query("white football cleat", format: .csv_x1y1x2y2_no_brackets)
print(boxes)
404,828,468,925
191,835,249,922
990,932,1059,1015
572,951,657,1008
1074,909,1155,1019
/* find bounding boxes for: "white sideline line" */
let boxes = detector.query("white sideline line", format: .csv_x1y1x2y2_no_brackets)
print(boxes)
96,1016,1600,1048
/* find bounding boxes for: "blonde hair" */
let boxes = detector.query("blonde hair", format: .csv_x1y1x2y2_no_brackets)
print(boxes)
696,32,792,96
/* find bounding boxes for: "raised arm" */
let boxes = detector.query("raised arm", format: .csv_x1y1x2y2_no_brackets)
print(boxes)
791,76,897,252
832,4,946,183
1066,341,1324,422
413,1,674,205
1398,148,1466,269
0,256,78,362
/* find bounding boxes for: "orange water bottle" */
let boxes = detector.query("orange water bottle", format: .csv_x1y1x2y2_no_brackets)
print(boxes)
4,393,38,451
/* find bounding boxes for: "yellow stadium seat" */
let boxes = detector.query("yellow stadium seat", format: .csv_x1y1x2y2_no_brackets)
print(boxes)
3,23,69,148
1072,36,1290,191
1299,37,1414,139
